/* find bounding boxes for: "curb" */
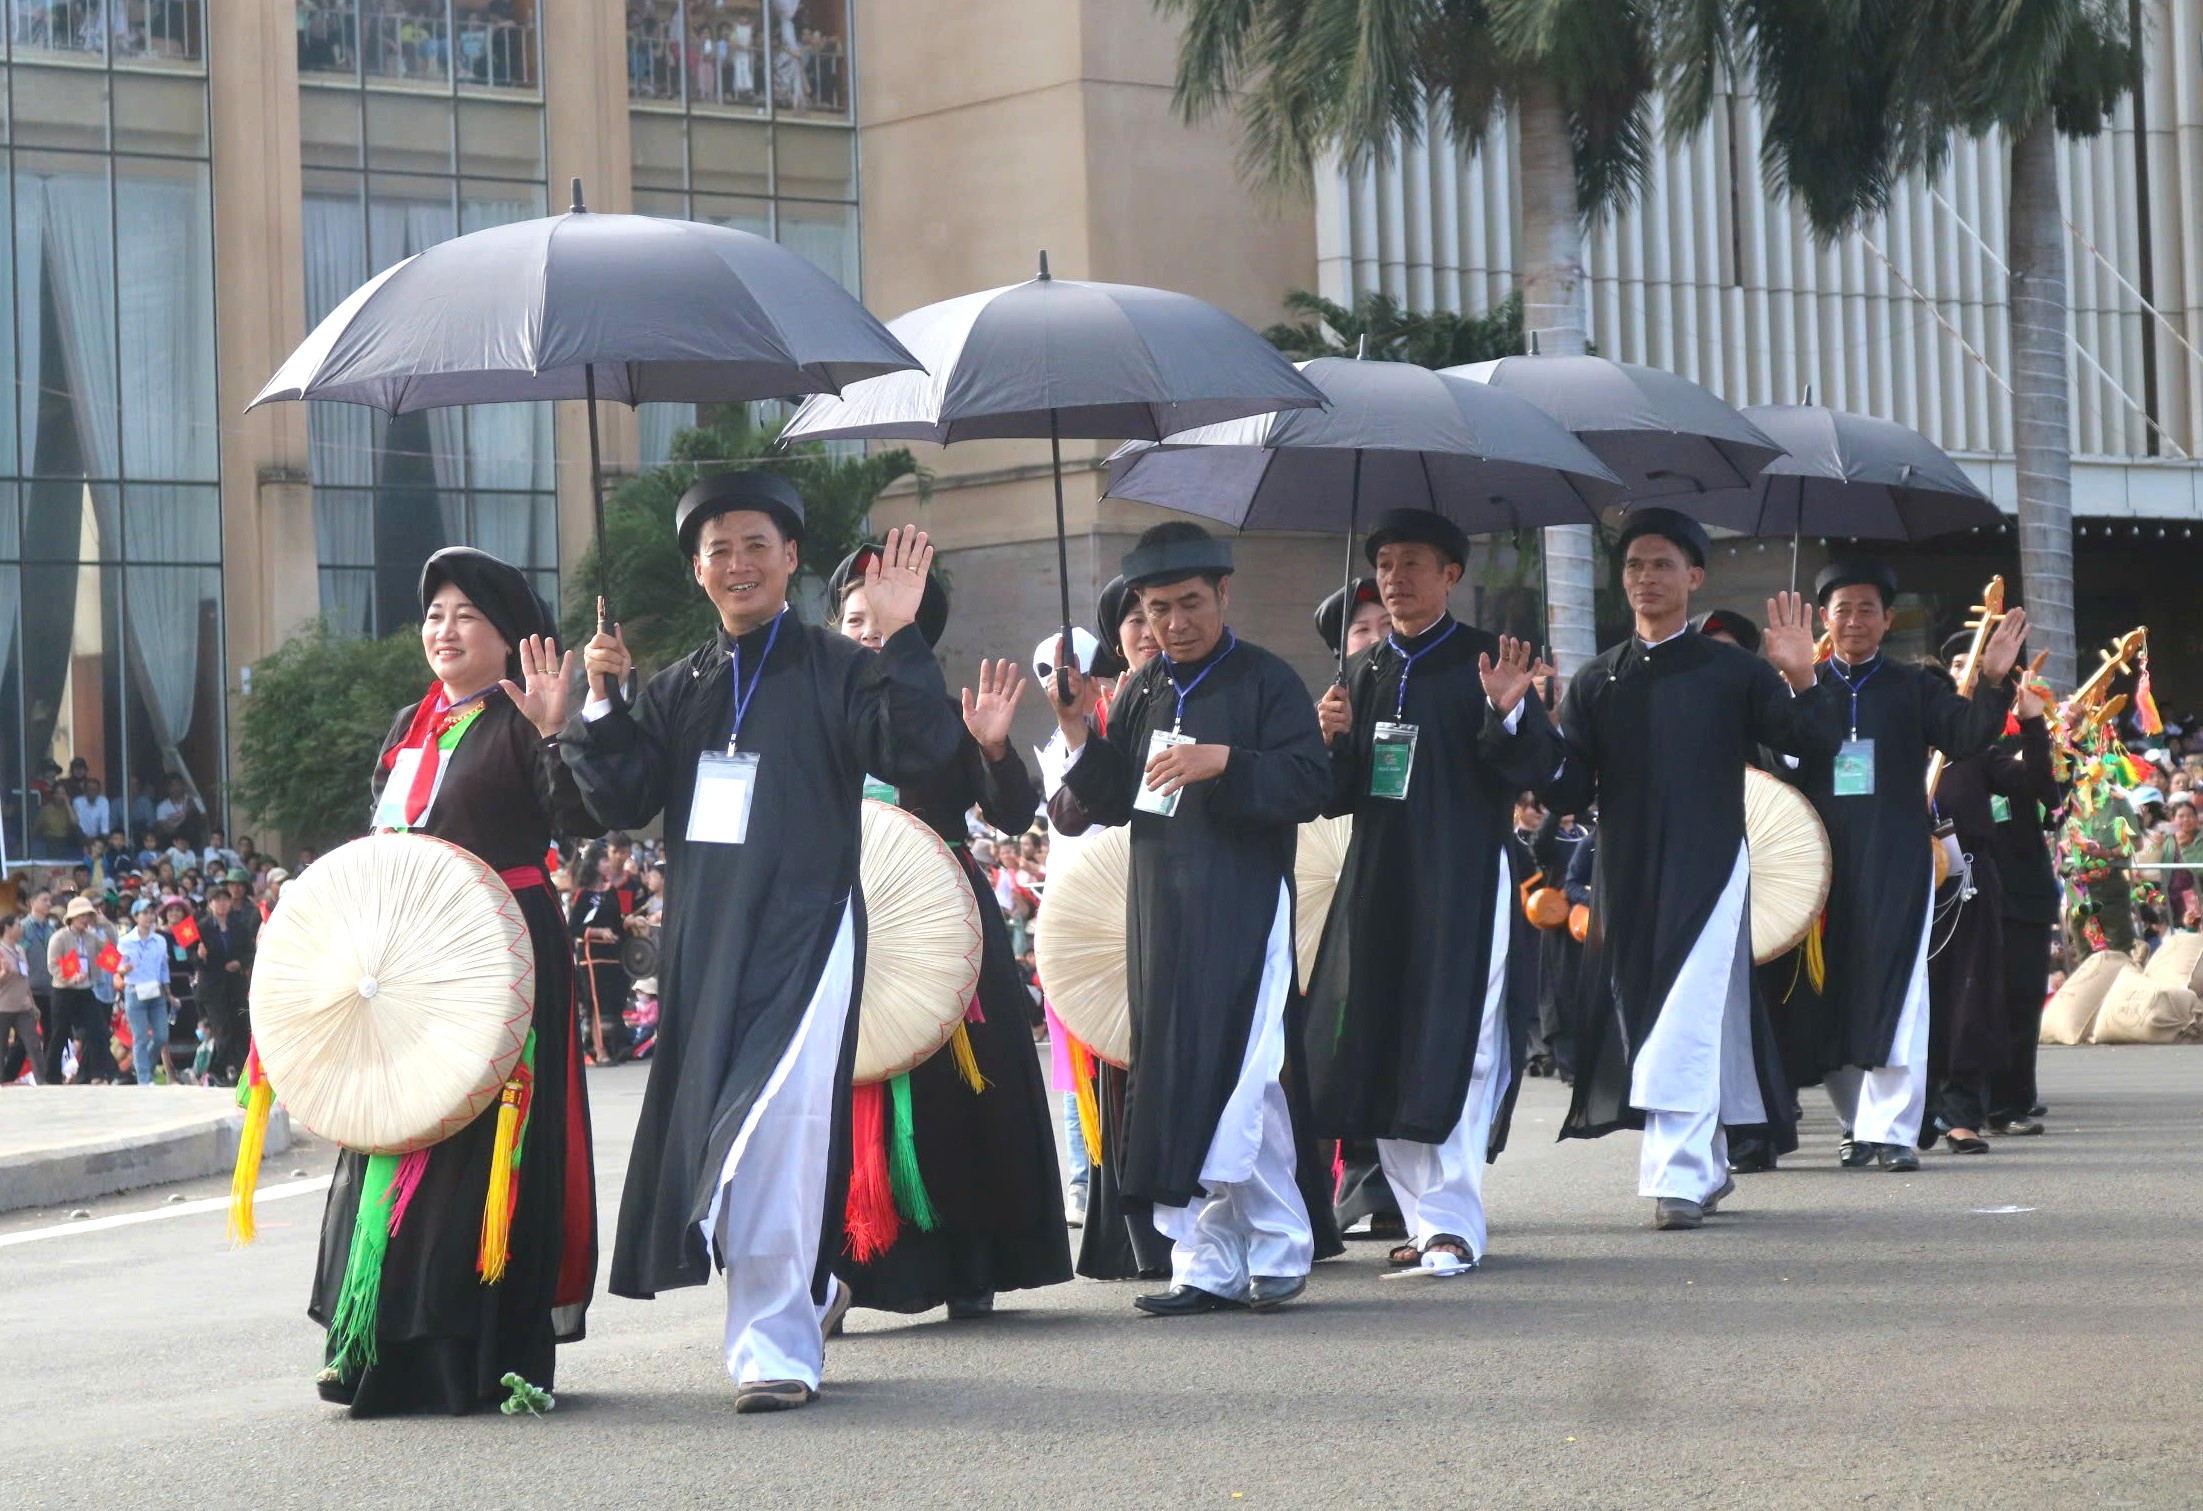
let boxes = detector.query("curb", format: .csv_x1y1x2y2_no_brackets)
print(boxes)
0,1107,293,1216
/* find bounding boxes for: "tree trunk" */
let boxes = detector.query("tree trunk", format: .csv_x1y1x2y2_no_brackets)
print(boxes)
1517,74,1597,675
2008,114,2077,689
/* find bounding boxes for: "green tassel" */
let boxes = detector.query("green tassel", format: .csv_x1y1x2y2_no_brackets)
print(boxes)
326,1153,400,1377
886,1074,937,1231
500,1373,555,1416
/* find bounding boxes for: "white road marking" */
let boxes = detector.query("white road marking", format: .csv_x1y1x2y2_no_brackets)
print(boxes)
0,1175,332,1249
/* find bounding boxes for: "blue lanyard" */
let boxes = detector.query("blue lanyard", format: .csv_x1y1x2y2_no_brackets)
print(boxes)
1384,617,1460,721
1829,654,1882,738
724,609,786,754
1161,630,1236,732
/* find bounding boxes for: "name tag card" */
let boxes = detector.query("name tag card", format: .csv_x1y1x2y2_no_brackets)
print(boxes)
1133,729,1195,818
1990,794,2012,824
688,751,761,844
1833,738,1876,797
1369,721,1419,800
861,775,899,805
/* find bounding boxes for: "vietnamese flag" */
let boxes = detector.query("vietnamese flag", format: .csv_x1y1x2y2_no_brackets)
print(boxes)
96,943,124,974
170,915,200,948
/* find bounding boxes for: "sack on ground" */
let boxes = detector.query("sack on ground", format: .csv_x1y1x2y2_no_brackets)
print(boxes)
2040,951,2136,1044
2143,933,2203,994
2090,971,2202,1045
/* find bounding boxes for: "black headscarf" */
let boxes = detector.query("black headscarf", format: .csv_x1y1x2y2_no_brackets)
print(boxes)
1691,607,1763,654
1095,575,1135,665
419,547,548,678
826,542,950,647
1315,577,1384,655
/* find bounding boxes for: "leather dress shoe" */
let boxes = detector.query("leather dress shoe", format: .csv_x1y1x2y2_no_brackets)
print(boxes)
1246,1274,1306,1311
1945,1133,1990,1154
1878,1143,1921,1172
1727,1133,1777,1173
734,1379,817,1413
1133,1284,1242,1318
1988,1116,2044,1136
946,1294,996,1320
1653,1198,1704,1230
1838,1136,1877,1169
1701,1176,1737,1215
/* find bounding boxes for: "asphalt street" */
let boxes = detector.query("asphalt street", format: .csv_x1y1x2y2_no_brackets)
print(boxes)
4,1046,2199,1510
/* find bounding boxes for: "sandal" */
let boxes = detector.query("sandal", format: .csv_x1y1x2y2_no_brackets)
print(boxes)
1420,1234,1477,1270
1386,1240,1423,1268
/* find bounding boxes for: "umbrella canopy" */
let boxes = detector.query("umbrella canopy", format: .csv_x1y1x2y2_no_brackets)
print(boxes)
1443,354,1786,499
778,267,1325,444
1679,404,2002,540
250,191,919,413
1101,356,1624,534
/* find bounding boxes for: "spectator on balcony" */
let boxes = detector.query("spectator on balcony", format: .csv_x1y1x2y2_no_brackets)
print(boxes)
72,778,111,858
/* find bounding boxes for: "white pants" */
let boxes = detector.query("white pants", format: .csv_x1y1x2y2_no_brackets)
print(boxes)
1153,883,1314,1297
1824,875,1935,1147
1376,850,1513,1259
1633,843,1764,1201
702,903,854,1389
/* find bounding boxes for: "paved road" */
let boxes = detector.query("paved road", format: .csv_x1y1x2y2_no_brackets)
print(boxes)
5,1047,2200,1509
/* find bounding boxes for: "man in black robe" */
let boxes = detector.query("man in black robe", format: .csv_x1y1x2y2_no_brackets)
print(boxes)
1045,522,1333,1314
1548,508,1839,1230
1304,507,1553,1273
1798,560,2024,1172
563,473,960,1413
1987,696,2067,1134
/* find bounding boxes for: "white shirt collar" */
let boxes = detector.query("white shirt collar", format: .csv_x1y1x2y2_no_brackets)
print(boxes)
1637,624,1689,650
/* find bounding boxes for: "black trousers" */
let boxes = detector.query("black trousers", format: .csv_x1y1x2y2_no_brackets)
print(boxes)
1989,919,2052,1119
48,988,118,1082
1,990,46,1081
196,973,250,1081
1938,1076,1991,1132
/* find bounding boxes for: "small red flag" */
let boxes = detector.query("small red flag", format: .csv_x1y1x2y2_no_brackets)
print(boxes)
96,944,123,974
170,916,200,948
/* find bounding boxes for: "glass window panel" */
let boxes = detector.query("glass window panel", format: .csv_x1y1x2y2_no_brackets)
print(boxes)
464,404,548,492
456,0,537,92
120,564,222,806
632,187,687,219
636,404,692,465
116,157,216,482
365,91,453,176
17,154,119,482
457,98,543,180
775,197,854,291
12,67,109,153
318,565,375,637
117,0,207,68
0,159,16,478
112,71,207,157
767,0,850,120
694,192,770,239
772,122,852,201
470,491,544,566
682,2,764,116
690,116,770,199
11,3,108,65
361,0,451,87
122,482,218,562
0,560,21,861
366,173,455,271
0,482,16,558
299,85,364,171
296,2,361,81
626,2,685,103
458,176,542,233
629,110,686,191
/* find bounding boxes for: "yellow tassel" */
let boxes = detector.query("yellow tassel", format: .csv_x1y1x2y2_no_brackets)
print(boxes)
1804,915,1826,994
1067,1037,1103,1168
948,1021,987,1093
228,1078,274,1245
477,1078,523,1284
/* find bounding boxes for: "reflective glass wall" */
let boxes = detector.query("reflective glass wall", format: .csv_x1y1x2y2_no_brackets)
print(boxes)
0,3,223,863
626,1,857,462
297,1,556,636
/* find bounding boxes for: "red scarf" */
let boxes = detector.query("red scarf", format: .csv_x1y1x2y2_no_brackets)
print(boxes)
382,685,481,828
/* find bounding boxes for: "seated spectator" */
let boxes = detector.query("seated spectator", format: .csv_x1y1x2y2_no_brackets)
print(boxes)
72,778,111,859
201,829,240,876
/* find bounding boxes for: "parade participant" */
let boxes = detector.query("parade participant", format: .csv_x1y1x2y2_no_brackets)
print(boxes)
562,472,960,1413
1925,654,2058,1153
1547,508,1839,1230
1528,805,1590,1082
567,847,632,1064
310,546,602,1417
1045,521,1334,1314
1304,507,1554,1274
1313,577,1388,661
1798,560,2024,1171
826,543,1072,1322
1987,711,2063,1133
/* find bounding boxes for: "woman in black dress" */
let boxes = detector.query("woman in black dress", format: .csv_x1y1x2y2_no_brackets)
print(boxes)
567,847,632,1063
826,545,1072,1319
310,547,601,1416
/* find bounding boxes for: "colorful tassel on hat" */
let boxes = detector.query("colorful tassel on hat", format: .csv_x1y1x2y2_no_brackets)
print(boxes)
1067,1036,1103,1168
228,1044,273,1245
886,1073,937,1230
2137,649,2163,736
500,1373,555,1416
842,1080,899,1261
476,1032,537,1284
947,1021,987,1093
327,1153,401,1377
1803,914,1826,994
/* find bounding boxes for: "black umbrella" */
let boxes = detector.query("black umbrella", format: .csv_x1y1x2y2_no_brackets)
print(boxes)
779,254,1326,693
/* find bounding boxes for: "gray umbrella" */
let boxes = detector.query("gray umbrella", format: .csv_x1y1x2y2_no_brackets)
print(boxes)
1102,356,1623,676
781,255,1326,689
250,179,922,618
1443,354,1787,498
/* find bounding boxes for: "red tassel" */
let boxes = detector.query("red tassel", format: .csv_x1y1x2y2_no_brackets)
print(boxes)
842,1081,900,1262
963,992,985,1025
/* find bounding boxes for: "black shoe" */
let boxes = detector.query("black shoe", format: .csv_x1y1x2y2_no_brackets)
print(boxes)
946,1294,995,1320
1987,1117,2044,1136
1701,1176,1738,1214
1878,1144,1921,1172
1838,1135,1876,1169
2027,1103,2048,1118
1944,1133,1990,1154
1246,1275,1306,1311
1134,1285,1242,1317
1525,1054,1553,1079
1727,1136,1778,1174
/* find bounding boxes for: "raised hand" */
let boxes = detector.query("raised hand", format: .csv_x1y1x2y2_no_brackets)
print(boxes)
581,622,632,703
863,525,935,639
1478,636,1539,714
1978,606,2031,685
2012,649,2051,720
1763,590,1818,689
961,659,1029,759
500,633,575,737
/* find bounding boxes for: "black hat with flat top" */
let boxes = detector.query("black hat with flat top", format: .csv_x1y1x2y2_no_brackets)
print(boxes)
1814,557,1899,609
1613,506,1711,569
675,470,807,557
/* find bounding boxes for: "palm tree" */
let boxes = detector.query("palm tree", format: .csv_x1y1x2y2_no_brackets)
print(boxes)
1161,0,1660,673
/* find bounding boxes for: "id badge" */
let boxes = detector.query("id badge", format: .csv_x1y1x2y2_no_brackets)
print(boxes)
1990,794,2012,824
861,774,899,805
1832,738,1876,797
1370,721,1419,800
1133,729,1195,818
687,751,761,844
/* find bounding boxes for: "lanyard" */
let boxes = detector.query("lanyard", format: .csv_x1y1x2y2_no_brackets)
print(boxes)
1829,654,1882,739
1161,630,1237,732
1384,617,1460,721
724,608,786,754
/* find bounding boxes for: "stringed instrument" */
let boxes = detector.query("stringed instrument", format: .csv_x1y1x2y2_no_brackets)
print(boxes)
1924,577,2006,888
2062,628,2148,717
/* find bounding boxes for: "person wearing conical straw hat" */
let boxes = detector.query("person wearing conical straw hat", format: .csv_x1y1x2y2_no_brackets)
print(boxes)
1043,521,1337,1316
311,547,604,1416
1544,508,1840,1230
823,544,1073,1324
1302,508,1555,1276
1798,559,2025,1173
563,474,961,1413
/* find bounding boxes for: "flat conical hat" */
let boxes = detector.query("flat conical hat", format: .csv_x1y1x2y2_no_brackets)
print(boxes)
1032,825,1131,1067
1745,767,1831,963
853,800,983,1084
1294,815,1353,990
249,833,535,1156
